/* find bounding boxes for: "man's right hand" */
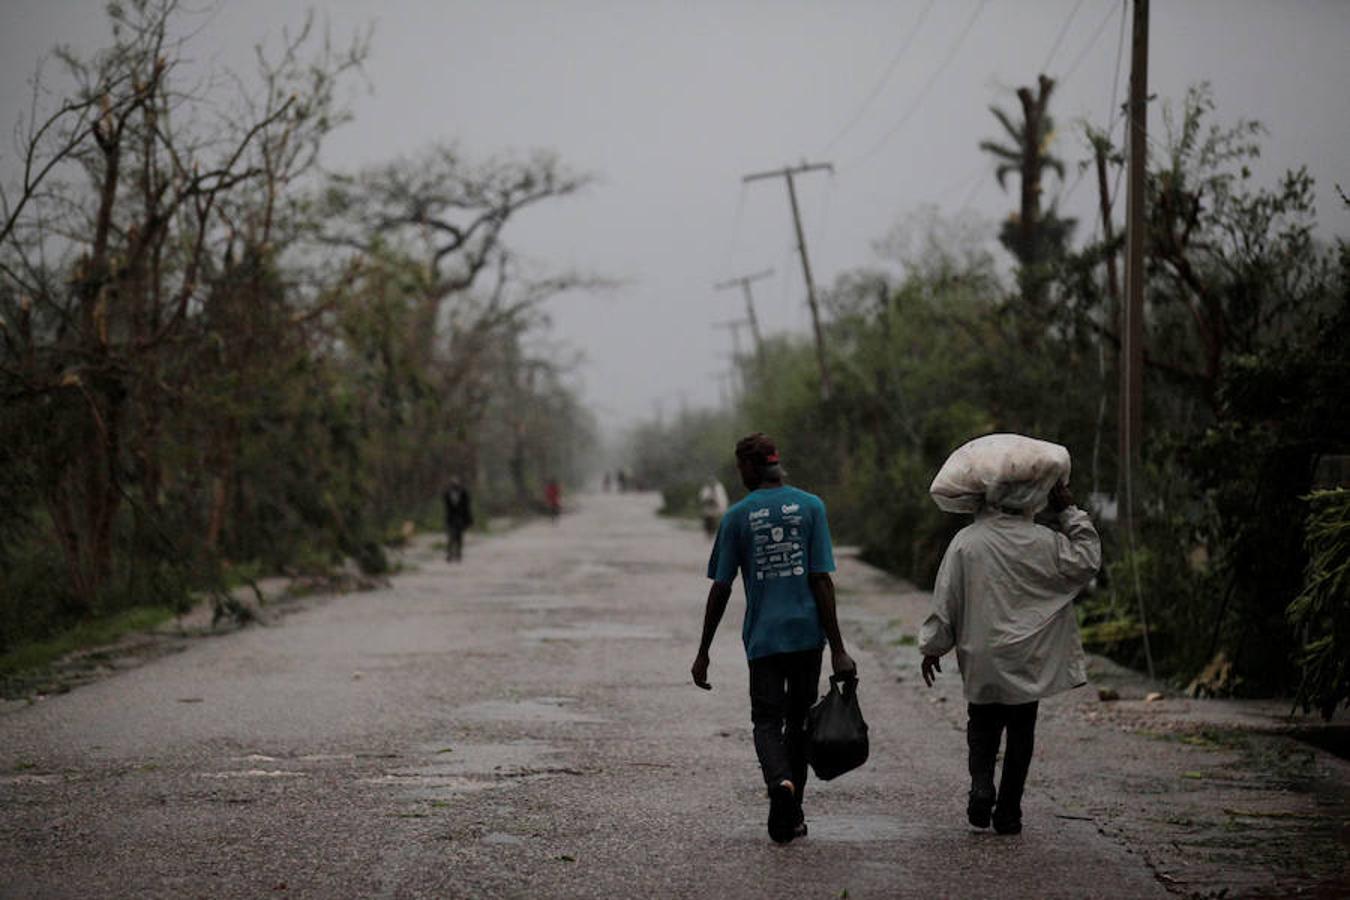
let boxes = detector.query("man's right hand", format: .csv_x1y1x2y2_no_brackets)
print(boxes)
691,652,712,690
1049,481,1074,513
921,654,942,687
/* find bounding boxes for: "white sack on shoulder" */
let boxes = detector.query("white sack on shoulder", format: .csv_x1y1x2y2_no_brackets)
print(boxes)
929,433,1071,514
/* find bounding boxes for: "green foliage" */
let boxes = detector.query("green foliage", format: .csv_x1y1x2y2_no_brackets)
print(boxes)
632,86,1346,707
0,2,597,666
1288,490,1350,720
628,408,742,515
0,606,174,680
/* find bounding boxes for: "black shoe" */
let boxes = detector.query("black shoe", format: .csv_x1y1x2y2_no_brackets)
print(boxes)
767,781,796,844
992,810,1022,835
792,807,808,839
967,789,995,829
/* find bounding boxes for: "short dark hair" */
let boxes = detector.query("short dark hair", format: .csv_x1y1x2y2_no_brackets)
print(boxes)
735,432,777,464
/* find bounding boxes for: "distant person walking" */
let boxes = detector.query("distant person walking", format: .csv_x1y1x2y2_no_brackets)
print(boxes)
442,477,473,563
698,476,729,537
544,478,562,522
691,432,856,843
919,480,1100,835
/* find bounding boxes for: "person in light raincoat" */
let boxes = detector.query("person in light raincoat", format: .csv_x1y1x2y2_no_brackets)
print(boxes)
698,476,729,537
919,480,1100,835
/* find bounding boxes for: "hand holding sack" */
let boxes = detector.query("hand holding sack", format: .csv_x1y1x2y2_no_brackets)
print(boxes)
929,433,1071,514
806,673,870,780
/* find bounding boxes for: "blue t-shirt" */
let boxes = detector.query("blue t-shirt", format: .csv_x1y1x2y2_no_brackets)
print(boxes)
707,485,836,660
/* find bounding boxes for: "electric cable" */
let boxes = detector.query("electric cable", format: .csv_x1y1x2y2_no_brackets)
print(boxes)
821,0,938,156
845,0,990,170
1059,0,1123,82
1040,0,1089,75
719,183,748,278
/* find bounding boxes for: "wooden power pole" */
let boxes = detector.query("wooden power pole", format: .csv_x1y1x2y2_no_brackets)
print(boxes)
1121,0,1155,679
743,162,834,399
713,268,772,359
1120,0,1148,509
713,318,750,360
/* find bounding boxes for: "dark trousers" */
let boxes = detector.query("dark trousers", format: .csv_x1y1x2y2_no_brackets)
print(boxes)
967,701,1039,822
446,525,465,561
748,647,823,806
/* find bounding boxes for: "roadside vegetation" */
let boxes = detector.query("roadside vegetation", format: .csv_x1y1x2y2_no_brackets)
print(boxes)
0,2,597,667
630,82,1349,714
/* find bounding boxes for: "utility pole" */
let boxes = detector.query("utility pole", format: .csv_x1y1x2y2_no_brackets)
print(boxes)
712,318,749,360
1093,138,1121,309
709,370,733,409
1121,0,1147,507
743,162,834,399
713,268,772,359
718,319,750,396
1121,0,1155,680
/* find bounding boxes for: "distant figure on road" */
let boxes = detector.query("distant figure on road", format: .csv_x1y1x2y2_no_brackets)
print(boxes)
442,477,473,563
691,432,856,843
544,478,562,522
602,470,612,493
698,476,729,537
919,480,1101,836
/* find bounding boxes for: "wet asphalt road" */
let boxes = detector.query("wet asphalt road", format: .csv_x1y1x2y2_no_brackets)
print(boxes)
0,492,1171,898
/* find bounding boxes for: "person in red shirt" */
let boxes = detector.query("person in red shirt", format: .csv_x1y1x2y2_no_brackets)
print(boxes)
544,478,562,521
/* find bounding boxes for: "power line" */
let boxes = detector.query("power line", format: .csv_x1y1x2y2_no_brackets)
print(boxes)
812,172,836,275
846,0,990,170
959,167,989,209
932,160,988,202
719,183,749,278
821,0,938,156
1057,0,1128,221
1040,0,1089,75
1060,0,1122,82
1106,0,1128,127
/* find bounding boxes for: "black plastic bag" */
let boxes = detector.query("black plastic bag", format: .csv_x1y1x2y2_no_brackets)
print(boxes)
806,673,869,780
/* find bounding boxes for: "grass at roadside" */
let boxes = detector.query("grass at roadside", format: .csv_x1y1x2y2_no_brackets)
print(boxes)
0,606,174,680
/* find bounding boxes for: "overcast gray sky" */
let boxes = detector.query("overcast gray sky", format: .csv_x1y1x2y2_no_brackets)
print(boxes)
4,1,1348,434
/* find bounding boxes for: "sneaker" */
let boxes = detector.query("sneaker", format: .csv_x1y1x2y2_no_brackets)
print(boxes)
767,780,796,843
967,789,995,829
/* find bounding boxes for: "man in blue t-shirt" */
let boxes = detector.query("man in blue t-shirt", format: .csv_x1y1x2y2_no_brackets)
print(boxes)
691,432,856,844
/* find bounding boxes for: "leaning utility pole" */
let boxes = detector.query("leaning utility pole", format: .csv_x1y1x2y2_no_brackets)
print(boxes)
1121,0,1155,680
743,162,834,399
713,268,773,358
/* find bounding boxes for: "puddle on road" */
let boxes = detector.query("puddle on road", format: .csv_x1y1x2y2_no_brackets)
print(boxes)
567,561,620,579
481,832,526,846
368,739,581,800
0,773,63,785
489,594,591,611
454,697,604,724
417,738,563,776
360,771,510,796
522,623,667,642
200,769,308,779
